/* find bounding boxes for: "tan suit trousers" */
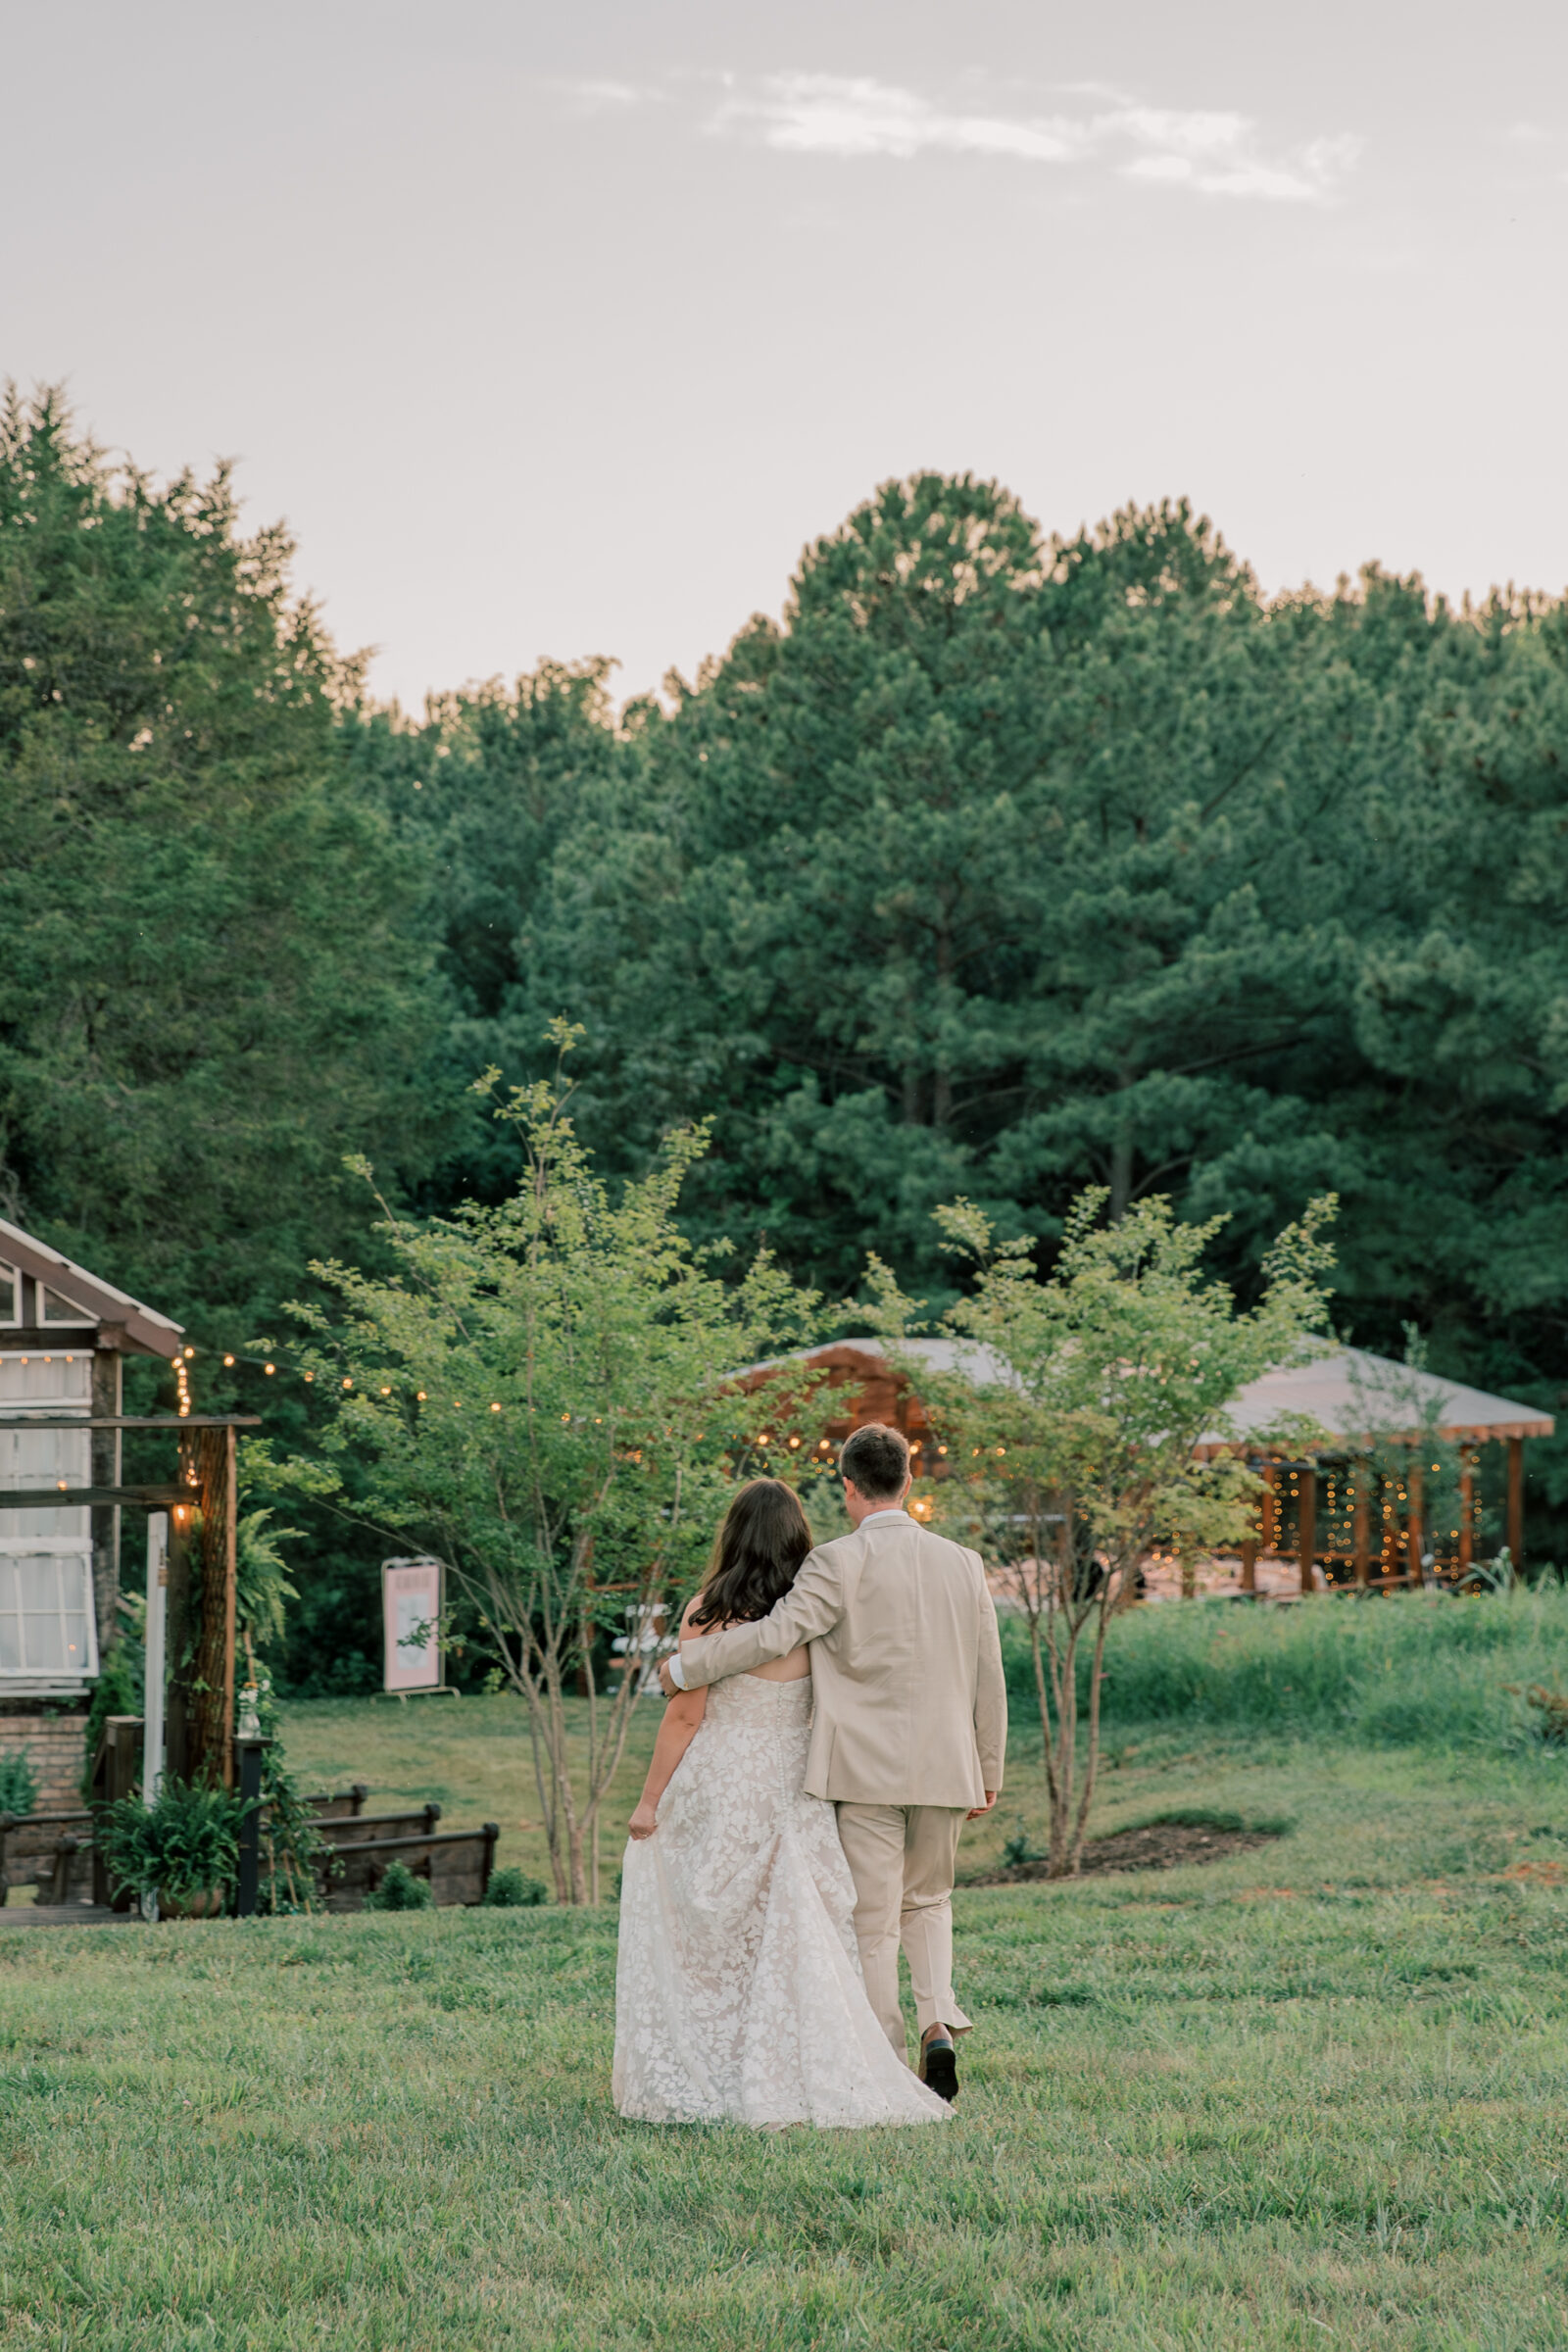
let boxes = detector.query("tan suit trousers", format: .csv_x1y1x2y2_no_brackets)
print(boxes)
836,1802,972,2056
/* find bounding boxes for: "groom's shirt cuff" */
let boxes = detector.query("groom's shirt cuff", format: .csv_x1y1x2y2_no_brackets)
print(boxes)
665,1650,688,1690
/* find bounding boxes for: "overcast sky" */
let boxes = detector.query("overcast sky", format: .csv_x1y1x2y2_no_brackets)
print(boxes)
4,0,1566,710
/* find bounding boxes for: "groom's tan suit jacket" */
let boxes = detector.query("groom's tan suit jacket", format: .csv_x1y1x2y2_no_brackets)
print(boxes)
676,1513,1006,1810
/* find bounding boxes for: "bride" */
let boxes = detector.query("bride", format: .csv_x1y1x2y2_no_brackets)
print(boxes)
612,1478,950,2130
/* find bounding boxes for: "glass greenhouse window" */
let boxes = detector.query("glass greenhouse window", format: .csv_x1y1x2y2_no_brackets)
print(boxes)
0,1555,95,1677
0,1267,18,1325
38,1286,92,1326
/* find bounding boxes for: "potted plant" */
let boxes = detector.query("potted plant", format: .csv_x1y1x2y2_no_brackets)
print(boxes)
96,1778,243,1918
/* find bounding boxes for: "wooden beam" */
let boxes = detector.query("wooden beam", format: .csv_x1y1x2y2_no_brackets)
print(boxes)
1352,1460,1370,1588
0,1330,101,1354
1298,1466,1317,1593
0,1484,188,1510
0,1415,260,1431
1508,1436,1525,1567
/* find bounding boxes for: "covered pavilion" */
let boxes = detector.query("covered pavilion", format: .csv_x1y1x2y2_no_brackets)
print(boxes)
736,1338,1554,1593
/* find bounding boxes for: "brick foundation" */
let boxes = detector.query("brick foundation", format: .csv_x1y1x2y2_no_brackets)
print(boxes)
0,1715,89,1813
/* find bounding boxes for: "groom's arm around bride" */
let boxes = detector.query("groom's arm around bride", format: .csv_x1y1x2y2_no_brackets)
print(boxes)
662,1423,1005,2093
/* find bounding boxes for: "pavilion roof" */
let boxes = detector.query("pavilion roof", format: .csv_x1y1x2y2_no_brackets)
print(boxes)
1197,1345,1553,1450
742,1338,1553,1448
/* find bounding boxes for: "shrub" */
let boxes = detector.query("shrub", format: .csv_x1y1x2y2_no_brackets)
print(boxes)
0,1747,38,1816
1515,1684,1568,1744
481,1868,548,1908
364,1859,432,1911
96,1778,242,1906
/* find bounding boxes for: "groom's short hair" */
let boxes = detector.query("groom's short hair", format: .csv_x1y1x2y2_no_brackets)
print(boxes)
839,1423,909,1500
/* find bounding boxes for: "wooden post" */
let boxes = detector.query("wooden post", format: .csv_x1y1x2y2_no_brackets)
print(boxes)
1406,1458,1425,1588
1298,1466,1317,1593
1240,1478,1258,1593
1259,1460,1278,1557
1352,1461,1370,1588
1180,1537,1196,1600
1508,1436,1525,1568
1458,1452,1474,1576
184,1426,238,1788
163,1497,193,1785
233,1737,271,1917
89,1716,143,1909
1380,1469,1397,1586
88,1347,122,1655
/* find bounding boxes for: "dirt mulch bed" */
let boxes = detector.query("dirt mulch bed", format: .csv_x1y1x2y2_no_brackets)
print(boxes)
970,1818,1287,1885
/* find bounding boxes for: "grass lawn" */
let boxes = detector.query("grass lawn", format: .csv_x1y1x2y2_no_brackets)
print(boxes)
4,1604,1568,2346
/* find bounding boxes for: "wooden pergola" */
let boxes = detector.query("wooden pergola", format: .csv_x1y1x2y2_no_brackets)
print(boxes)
1196,1348,1554,1593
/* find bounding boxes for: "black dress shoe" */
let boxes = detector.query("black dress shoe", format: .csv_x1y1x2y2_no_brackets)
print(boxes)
918,2034,958,2102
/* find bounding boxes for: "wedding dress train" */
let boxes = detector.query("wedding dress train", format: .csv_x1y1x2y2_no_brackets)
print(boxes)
613,1674,950,2129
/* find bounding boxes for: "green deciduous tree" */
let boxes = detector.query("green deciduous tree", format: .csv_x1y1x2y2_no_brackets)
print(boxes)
283,1029,818,1903
867,1189,1337,1877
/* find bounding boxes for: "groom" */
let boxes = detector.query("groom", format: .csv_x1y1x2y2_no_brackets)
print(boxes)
661,1422,1006,2102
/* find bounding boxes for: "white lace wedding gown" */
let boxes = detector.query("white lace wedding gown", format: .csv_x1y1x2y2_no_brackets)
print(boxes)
613,1673,950,2129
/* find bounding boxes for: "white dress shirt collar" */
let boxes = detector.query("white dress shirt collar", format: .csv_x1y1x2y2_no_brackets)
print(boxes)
858,1507,911,1529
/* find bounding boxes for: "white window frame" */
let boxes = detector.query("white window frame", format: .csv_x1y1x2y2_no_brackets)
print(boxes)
0,1550,100,1683
35,1282,95,1328
0,1350,97,1693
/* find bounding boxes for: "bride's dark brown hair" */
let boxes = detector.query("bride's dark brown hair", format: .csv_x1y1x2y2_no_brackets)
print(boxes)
689,1478,812,1630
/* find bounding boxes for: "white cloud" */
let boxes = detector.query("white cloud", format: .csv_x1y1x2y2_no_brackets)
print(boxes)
556,77,660,116
713,74,1085,163
710,75,1357,204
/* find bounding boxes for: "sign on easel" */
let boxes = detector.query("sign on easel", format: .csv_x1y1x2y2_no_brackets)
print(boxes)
381,1557,444,1693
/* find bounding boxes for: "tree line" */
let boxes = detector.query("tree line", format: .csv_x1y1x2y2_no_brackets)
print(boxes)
4,388,1566,1680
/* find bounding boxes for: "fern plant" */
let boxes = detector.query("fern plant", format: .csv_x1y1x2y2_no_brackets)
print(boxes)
0,1748,38,1817
96,1778,242,1907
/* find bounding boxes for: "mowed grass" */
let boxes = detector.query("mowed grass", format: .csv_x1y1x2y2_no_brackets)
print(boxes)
4,1599,1568,2347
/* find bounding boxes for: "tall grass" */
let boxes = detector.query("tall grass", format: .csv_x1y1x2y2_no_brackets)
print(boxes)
1001,1587,1568,1748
